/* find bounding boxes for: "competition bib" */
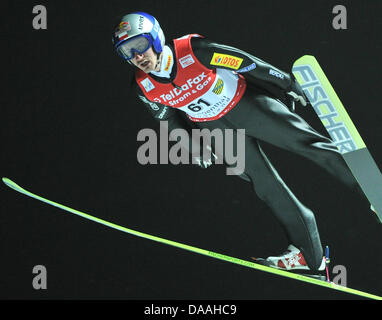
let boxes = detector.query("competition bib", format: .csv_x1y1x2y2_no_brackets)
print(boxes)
177,68,246,122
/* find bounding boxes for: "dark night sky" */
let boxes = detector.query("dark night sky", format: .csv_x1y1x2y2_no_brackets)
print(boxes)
1,0,382,301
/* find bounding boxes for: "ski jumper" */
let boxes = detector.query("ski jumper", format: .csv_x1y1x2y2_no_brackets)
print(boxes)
134,34,361,271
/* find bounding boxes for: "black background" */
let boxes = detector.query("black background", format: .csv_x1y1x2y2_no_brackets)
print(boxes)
1,0,382,301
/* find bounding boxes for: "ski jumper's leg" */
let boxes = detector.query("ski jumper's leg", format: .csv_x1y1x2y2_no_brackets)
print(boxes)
197,118,324,270
243,137,325,271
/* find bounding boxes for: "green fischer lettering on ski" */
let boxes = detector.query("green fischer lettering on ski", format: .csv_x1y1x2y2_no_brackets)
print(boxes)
292,55,382,222
2,177,382,300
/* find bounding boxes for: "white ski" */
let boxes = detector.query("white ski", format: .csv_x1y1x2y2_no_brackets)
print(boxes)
292,55,382,222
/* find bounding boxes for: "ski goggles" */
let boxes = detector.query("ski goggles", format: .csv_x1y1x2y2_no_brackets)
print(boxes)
116,34,153,60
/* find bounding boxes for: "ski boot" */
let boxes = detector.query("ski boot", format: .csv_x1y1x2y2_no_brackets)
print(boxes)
252,244,327,281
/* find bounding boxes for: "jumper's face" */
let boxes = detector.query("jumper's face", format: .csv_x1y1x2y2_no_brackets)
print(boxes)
131,47,160,73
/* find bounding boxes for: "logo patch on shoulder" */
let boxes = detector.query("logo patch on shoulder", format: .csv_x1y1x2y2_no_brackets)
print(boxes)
269,69,285,79
140,78,155,92
210,53,243,70
179,54,195,68
236,62,257,73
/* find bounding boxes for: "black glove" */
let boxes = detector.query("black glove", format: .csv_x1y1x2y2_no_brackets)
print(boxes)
193,145,218,169
285,76,309,109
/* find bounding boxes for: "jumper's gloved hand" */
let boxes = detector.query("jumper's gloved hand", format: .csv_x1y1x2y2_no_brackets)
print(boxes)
285,77,308,111
193,145,218,169
287,90,307,106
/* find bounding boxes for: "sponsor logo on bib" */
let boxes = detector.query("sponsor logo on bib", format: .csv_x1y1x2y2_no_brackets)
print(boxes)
179,54,195,68
212,78,224,95
140,78,155,92
153,72,212,106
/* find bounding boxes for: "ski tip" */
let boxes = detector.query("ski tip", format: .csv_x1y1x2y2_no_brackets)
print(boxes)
2,177,23,192
2,177,12,186
293,54,308,62
293,55,318,67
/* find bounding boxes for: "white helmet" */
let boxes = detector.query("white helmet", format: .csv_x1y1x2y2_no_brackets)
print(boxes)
112,11,165,61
